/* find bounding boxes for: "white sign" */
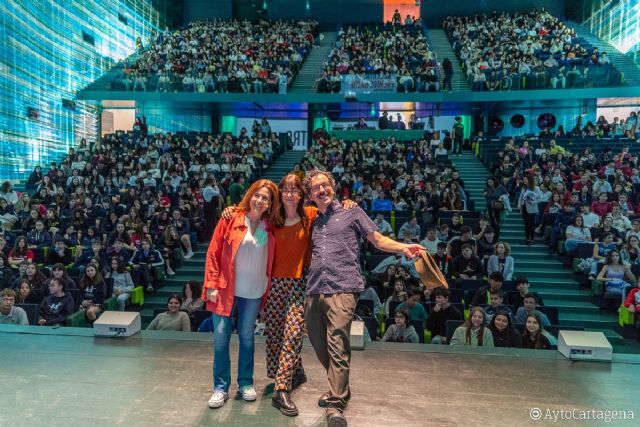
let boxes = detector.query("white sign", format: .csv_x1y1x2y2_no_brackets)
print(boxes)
236,118,308,151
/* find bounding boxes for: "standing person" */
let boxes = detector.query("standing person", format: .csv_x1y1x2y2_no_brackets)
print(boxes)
442,58,454,92
484,177,509,236
518,175,541,245
203,179,280,409
452,116,464,156
201,178,221,242
229,174,247,205
303,170,424,427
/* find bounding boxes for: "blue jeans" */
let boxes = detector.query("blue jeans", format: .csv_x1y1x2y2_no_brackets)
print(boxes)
212,296,261,392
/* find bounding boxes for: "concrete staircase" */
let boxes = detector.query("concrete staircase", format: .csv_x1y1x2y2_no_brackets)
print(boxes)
261,150,307,182
453,152,624,344
566,21,640,86
289,31,337,93
427,29,470,92
141,250,207,326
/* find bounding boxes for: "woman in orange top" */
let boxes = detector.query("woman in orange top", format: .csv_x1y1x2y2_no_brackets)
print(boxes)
203,179,281,410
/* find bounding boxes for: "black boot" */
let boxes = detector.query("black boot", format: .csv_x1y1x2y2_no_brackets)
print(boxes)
291,371,308,390
272,391,298,417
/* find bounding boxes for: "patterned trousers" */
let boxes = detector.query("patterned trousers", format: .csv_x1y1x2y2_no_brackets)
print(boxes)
264,277,306,391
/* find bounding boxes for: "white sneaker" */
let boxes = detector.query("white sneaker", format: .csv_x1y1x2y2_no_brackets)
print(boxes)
208,391,229,408
238,385,257,401
166,267,176,276
184,251,194,259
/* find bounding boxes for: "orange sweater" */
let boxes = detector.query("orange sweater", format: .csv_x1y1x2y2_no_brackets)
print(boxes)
272,206,318,279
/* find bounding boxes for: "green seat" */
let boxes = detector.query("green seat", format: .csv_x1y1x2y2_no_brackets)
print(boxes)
104,296,117,311
591,279,603,296
66,310,88,328
619,304,635,327
131,286,145,305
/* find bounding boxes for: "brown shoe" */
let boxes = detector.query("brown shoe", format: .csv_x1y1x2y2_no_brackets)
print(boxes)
318,390,351,408
326,409,348,427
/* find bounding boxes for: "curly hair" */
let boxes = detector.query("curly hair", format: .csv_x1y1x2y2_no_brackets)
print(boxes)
303,169,336,195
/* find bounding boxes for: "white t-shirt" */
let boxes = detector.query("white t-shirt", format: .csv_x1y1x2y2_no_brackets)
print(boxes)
234,218,269,299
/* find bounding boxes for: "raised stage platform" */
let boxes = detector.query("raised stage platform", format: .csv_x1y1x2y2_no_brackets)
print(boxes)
1,325,637,427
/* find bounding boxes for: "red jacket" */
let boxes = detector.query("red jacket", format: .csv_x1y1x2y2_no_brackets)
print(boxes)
202,212,275,316
624,288,640,313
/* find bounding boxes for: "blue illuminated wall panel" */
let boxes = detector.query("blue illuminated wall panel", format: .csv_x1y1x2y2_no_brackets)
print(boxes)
582,0,640,62
0,0,159,180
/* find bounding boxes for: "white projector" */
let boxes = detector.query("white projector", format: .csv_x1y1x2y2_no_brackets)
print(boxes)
558,330,612,362
94,311,141,337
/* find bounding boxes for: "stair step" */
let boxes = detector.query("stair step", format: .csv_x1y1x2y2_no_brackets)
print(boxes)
514,269,574,278
543,299,601,314
537,289,592,302
527,278,580,289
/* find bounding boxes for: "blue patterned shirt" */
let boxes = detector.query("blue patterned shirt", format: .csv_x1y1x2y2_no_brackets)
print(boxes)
306,201,378,295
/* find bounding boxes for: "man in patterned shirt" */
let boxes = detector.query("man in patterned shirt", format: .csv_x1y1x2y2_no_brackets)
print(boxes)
303,169,424,427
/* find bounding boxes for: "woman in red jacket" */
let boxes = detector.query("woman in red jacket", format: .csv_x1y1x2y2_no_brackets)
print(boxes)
203,179,281,409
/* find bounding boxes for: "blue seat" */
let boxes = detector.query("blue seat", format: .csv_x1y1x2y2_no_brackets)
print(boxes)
446,319,464,343
15,303,38,325
363,316,380,341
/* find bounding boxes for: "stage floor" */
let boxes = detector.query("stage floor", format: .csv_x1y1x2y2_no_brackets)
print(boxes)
0,326,638,427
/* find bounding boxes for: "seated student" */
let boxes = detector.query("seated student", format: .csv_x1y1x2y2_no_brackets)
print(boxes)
0,254,15,289
15,279,42,304
74,238,108,274
383,279,407,318
181,281,205,314
129,238,165,292
11,261,48,295
483,289,513,321
26,219,52,251
437,223,451,242
476,226,497,262
45,240,74,267
146,294,191,331
595,250,636,298
488,310,522,348
8,236,34,270
450,243,484,280
78,264,106,323
395,287,428,325
450,306,494,347
47,263,77,290
515,293,551,327
427,287,463,344
486,241,514,280
155,225,183,276
508,276,544,309
38,277,75,326
105,257,135,311
522,313,552,350
105,239,132,265
623,284,640,320
419,226,441,254
432,241,452,278
382,307,419,343
0,288,29,325
470,272,504,307
371,252,419,280
448,213,463,237
447,226,476,258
